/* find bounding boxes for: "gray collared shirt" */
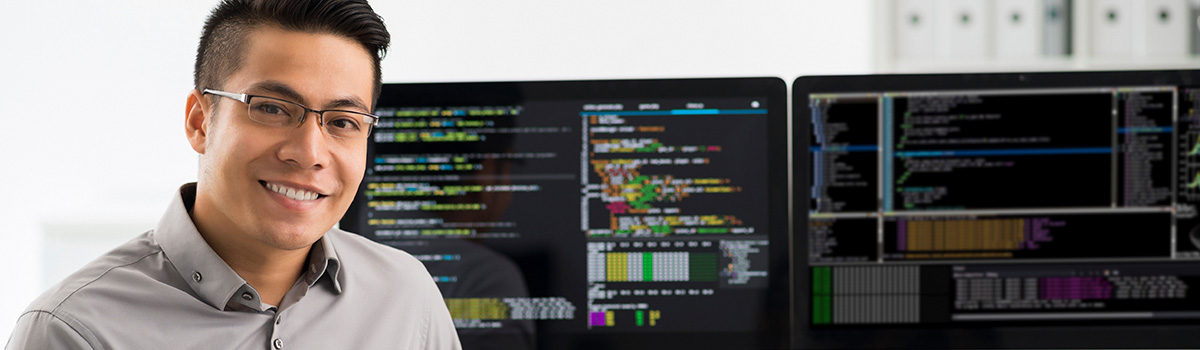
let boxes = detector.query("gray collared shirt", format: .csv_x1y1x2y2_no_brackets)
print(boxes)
5,183,461,349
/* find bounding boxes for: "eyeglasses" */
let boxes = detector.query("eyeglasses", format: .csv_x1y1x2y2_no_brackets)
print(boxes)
202,89,378,140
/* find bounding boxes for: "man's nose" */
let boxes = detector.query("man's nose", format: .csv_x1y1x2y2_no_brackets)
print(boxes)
278,111,330,169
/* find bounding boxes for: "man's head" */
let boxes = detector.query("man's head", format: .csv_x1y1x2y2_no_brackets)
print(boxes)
184,0,389,254
194,0,390,106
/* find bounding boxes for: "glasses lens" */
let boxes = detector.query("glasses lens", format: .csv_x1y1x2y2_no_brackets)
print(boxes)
323,111,376,139
247,96,304,127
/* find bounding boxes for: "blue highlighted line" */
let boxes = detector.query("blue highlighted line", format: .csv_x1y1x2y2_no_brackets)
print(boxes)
580,109,766,116
1118,127,1173,134
810,145,879,152
671,109,719,115
895,147,1112,158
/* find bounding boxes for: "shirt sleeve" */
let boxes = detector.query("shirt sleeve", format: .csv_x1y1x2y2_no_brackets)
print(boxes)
425,286,462,350
5,311,95,350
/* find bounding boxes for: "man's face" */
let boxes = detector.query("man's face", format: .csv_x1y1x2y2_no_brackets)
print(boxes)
190,26,374,251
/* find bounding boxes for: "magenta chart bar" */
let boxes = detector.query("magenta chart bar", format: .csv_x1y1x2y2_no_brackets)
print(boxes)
1039,277,1114,300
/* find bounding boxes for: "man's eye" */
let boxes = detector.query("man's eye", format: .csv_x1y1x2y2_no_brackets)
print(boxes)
255,102,290,116
328,117,362,131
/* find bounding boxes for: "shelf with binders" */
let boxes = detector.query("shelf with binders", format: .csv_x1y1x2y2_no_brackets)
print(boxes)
873,0,1200,74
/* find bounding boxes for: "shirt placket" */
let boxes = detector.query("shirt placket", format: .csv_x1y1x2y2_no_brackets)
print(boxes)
271,310,285,350
268,264,320,349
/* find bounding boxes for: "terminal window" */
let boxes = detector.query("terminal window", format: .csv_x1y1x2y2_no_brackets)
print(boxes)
809,85,1200,326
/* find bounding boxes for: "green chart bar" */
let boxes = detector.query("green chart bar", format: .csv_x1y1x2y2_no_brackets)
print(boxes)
812,266,832,325
689,253,718,282
643,252,653,281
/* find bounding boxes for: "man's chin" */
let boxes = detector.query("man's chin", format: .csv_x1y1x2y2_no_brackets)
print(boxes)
258,224,330,251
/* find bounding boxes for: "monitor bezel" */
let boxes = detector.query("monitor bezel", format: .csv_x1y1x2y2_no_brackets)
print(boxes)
792,70,1200,349
341,77,790,349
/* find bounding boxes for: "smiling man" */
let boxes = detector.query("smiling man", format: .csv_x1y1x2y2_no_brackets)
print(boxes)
5,1,460,349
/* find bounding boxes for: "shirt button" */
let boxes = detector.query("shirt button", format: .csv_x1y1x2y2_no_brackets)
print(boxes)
241,292,253,301
192,271,203,283
273,338,283,349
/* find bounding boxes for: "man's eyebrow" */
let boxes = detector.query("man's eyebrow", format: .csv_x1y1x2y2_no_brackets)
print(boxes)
325,97,370,113
247,81,306,104
246,80,370,112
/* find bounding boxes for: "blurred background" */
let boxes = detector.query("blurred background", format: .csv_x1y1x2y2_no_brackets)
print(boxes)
1,0,1197,339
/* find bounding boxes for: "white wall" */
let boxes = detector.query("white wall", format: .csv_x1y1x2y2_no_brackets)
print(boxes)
0,0,872,339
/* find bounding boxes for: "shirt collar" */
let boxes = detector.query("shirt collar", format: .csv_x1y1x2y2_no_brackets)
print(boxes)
155,183,342,311
306,229,343,293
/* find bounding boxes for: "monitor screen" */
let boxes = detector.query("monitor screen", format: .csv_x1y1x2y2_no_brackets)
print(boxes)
341,78,789,349
794,70,1200,349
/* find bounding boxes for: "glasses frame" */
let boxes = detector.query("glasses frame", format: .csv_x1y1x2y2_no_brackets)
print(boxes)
202,88,379,139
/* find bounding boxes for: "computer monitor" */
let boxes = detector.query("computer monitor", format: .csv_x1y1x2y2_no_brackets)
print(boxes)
341,78,789,349
794,70,1200,349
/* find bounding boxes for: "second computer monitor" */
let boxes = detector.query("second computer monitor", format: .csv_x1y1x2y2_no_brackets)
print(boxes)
796,70,1200,349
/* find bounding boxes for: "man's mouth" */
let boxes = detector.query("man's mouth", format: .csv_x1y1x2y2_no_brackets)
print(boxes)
260,181,327,201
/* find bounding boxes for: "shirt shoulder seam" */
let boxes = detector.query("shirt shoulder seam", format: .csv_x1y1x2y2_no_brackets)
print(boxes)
15,309,98,350
49,245,163,313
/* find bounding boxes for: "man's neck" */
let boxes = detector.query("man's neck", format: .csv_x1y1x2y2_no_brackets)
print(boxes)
189,193,312,307
210,240,309,307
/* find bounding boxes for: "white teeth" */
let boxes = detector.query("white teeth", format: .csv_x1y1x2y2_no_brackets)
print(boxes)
267,183,320,201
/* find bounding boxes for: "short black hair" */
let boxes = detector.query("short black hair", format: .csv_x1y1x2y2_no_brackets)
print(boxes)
194,0,390,108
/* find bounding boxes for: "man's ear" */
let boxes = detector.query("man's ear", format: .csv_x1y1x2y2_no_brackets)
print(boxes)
185,90,210,154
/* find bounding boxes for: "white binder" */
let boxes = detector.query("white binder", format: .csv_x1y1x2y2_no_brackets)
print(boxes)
1091,0,1134,57
896,0,937,60
1192,0,1200,54
1134,0,1188,57
995,0,1042,58
935,0,991,59
1042,0,1072,56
